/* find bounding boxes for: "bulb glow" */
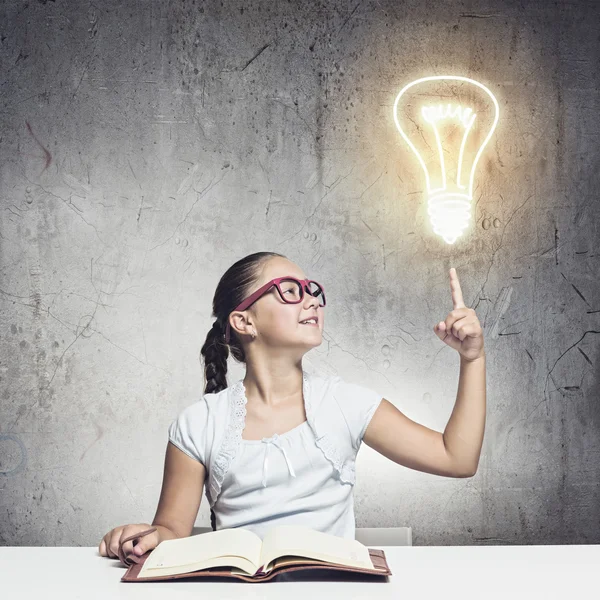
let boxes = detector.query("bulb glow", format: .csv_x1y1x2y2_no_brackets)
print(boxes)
393,76,499,244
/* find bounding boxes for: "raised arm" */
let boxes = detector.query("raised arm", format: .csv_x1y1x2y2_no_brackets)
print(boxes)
363,399,475,478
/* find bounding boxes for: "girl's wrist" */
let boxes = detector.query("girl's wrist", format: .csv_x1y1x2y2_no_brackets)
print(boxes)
153,523,180,543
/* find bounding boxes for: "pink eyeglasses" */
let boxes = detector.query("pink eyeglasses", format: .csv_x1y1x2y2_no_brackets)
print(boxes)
224,276,326,344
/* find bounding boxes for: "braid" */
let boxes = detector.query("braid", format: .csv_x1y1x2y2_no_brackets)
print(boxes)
201,319,229,395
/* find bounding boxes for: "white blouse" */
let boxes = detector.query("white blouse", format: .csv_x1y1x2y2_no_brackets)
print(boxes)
168,369,383,541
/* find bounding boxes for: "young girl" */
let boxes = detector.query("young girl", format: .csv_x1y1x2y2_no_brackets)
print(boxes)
99,251,486,564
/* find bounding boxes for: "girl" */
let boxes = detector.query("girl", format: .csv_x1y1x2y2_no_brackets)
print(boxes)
99,251,486,564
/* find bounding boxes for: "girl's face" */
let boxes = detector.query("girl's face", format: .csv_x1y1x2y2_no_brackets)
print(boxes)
248,258,324,347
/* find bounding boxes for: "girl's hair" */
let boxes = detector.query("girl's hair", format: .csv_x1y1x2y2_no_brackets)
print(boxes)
200,251,287,395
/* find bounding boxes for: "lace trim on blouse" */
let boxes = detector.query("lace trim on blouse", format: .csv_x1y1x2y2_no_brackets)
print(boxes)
207,378,248,507
207,371,354,508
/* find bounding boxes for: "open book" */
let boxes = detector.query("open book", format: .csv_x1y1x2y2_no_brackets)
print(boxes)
120,524,392,583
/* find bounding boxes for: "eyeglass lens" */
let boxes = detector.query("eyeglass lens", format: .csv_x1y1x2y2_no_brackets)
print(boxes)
278,279,325,306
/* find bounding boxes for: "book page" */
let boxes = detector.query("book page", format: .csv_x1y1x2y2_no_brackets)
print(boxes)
232,555,329,576
263,555,341,573
259,525,374,572
139,554,259,578
139,528,262,574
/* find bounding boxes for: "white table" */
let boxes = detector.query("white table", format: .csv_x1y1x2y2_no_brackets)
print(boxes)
1,545,598,599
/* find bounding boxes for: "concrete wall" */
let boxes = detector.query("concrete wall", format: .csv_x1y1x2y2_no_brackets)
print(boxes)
1,0,598,546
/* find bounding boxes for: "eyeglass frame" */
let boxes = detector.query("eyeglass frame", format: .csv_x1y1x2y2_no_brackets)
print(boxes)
224,276,326,344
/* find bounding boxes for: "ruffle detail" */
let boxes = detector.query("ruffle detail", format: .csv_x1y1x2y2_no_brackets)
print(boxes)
313,433,356,484
207,379,247,507
304,373,356,485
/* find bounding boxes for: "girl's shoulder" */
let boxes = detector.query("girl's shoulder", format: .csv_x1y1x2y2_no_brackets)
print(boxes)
170,385,229,427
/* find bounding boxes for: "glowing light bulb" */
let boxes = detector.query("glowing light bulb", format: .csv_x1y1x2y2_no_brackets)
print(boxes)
393,76,499,244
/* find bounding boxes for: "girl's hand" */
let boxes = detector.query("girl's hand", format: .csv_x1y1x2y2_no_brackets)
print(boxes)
433,267,485,362
98,523,159,566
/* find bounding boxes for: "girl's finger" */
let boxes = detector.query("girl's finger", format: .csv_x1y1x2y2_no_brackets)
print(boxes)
118,527,158,565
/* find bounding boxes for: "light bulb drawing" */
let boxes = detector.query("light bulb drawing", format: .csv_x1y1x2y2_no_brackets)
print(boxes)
393,76,499,244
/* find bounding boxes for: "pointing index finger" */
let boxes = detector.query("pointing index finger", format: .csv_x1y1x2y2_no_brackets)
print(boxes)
450,268,466,309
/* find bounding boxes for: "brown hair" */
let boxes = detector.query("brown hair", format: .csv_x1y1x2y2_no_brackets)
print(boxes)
200,251,287,395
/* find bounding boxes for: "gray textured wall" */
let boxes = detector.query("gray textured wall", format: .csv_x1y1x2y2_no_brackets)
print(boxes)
1,0,599,547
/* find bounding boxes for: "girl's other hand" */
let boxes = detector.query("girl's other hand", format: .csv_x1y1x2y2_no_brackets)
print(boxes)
98,523,159,565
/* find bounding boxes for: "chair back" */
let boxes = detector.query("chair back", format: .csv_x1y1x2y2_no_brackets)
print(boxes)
191,526,213,535
355,526,412,546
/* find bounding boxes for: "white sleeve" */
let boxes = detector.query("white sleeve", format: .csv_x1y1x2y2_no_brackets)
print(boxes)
332,378,384,451
168,399,208,466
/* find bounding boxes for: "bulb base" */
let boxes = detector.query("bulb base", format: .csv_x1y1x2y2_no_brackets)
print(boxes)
427,193,471,245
